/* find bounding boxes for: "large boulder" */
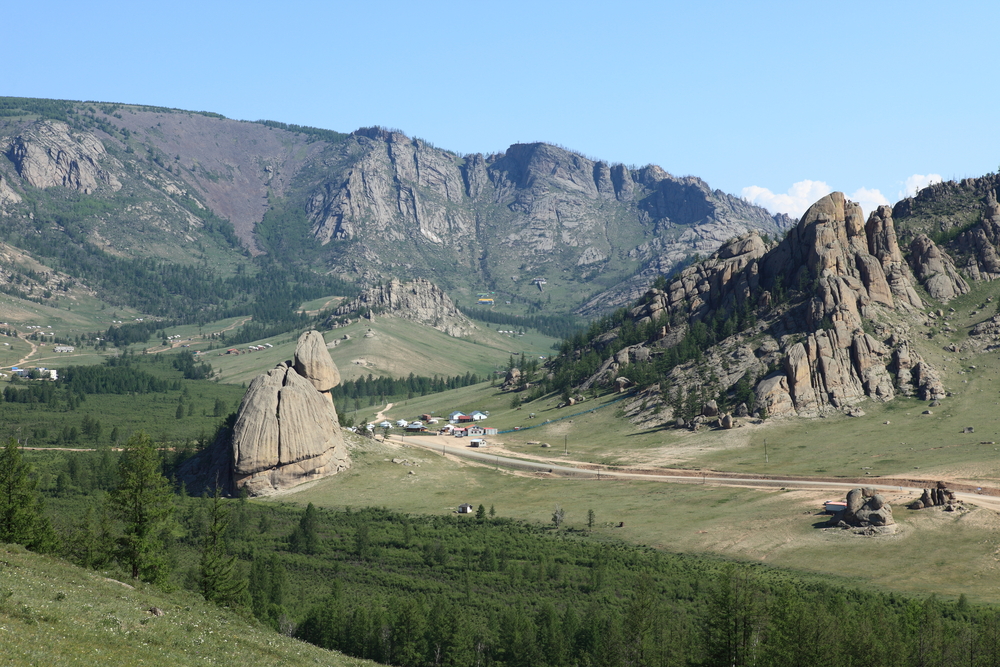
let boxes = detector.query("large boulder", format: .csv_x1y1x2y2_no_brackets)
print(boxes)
835,488,894,529
293,330,341,392
230,360,350,495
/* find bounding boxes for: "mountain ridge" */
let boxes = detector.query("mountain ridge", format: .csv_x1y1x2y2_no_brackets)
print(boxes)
0,97,790,319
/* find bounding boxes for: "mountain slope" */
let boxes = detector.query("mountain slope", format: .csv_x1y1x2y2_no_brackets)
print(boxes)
0,97,789,318
543,192,952,430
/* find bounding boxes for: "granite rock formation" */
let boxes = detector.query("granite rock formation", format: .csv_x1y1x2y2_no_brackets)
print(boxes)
332,278,476,338
829,488,895,531
4,121,122,194
574,192,948,425
908,234,970,302
293,330,341,392
230,330,350,495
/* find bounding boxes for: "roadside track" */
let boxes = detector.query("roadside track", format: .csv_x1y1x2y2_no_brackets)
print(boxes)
392,435,1000,512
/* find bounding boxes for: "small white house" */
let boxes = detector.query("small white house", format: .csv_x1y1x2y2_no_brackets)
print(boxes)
395,419,409,427
458,503,474,514
379,420,393,429
470,411,489,421
469,438,487,447
53,345,75,353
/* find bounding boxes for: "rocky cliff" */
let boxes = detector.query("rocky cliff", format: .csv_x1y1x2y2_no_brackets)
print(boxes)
565,193,947,427
4,120,122,194
331,277,476,337
291,128,791,311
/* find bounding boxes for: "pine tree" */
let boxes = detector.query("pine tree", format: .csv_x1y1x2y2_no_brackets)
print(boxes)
289,502,321,555
0,437,59,552
199,487,248,607
109,431,175,582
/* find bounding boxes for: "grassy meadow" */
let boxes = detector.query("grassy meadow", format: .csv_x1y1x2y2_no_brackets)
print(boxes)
284,435,1000,605
0,543,377,667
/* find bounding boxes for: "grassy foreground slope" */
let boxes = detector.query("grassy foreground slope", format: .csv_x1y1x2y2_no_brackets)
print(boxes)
0,543,378,667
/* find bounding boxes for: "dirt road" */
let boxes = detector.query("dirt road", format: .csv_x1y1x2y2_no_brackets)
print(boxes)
394,435,1000,512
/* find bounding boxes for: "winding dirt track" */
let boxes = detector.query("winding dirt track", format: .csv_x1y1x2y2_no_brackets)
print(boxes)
394,435,1000,513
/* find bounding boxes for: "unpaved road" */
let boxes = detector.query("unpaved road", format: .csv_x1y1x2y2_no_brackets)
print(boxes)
394,435,1000,513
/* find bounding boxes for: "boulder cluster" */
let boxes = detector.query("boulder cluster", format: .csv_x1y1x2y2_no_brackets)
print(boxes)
231,331,350,495
828,488,895,532
909,484,959,511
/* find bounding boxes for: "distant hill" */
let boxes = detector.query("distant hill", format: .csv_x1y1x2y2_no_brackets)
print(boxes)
0,97,791,320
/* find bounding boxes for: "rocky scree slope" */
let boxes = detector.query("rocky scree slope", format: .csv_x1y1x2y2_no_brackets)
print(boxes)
556,192,950,429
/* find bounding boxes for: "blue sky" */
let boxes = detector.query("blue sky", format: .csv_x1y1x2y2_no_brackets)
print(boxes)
8,1,1000,217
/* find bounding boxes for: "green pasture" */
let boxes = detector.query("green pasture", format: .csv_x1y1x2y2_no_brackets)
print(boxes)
286,436,1000,605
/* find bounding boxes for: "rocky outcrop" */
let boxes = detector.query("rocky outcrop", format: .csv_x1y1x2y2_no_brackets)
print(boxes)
0,174,21,211
230,331,350,495
332,278,476,338
865,206,923,309
910,484,957,510
830,488,895,531
656,233,768,322
576,192,948,424
908,234,970,302
293,330,341,392
4,121,121,194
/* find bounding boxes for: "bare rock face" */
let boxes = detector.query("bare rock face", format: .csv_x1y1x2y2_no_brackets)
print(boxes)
0,174,21,211
865,206,923,309
908,234,970,302
293,330,340,392
332,278,476,338
654,233,768,322
231,367,284,473
231,333,349,495
4,121,122,194
755,374,795,417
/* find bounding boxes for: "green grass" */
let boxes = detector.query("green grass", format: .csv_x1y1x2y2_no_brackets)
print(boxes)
284,437,1000,605
0,543,378,667
0,356,245,446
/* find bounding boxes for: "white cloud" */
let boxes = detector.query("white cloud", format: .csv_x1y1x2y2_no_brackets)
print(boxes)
899,173,943,200
743,180,893,219
742,180,832,219
848,187,890,218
